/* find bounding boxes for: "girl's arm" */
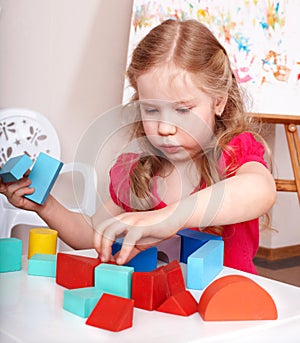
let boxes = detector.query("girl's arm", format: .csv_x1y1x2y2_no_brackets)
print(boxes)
0,175,124,250
95,161,276,264
38,195,125,250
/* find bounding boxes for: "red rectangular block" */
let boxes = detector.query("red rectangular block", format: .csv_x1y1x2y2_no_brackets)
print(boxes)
131,268,169,310
56,253,101,289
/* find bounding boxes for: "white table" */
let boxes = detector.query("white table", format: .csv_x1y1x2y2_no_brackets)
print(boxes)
0,249,299,343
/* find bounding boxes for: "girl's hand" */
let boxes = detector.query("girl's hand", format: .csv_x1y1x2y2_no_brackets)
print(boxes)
0,175,42,212
94,205,181,265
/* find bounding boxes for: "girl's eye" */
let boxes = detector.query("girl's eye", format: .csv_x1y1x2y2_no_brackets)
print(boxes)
143,108,159,114
176,107,192,114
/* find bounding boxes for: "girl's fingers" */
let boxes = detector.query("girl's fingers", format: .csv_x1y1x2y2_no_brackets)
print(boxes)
93,230,102,255
116,229,144,264
93,213,161,265
100,223,130,262
0,177,6,192
114,246,142,265
93,218,115,257
5,177,31,196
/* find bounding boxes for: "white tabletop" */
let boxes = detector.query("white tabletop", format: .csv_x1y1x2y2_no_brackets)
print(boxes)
0,249,299,343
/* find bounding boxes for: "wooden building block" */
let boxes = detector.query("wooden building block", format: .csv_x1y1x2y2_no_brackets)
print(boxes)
28,228,58,259
156,290,198,316
56,253,101,289
112,239,158,272
157,235,181,263
157,260,186,295
131,268,169,310
0,238,22,273
24,152,63,204
187,240,224,290
0,154,33,183
28,253,57,277
94,263,134,298
126,247,158,272
198,275,278,321
177,229,222,263
63,287,104,318
86,293,134,332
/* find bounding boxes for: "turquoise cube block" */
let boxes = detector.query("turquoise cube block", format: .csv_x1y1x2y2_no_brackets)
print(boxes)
25,152,63,205
187,240,224,290
28,253,57,277
0,154,33,183
94,263,134,298
0,238,22,273
63,287,104,318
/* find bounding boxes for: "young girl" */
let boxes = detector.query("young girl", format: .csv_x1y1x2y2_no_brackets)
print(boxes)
0,19,276,274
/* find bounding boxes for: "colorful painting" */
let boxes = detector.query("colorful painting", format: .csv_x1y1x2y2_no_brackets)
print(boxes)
123,0,300,115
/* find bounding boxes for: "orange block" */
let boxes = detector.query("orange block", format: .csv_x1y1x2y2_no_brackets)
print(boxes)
198,275,278,321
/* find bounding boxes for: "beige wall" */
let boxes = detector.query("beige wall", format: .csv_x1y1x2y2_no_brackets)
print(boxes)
0,0,133,162
0,0,299,249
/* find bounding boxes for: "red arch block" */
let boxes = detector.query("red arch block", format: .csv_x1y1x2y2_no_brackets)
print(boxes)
198,275,278,321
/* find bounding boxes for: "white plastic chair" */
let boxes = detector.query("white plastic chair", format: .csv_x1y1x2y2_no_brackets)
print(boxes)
0,108,98,240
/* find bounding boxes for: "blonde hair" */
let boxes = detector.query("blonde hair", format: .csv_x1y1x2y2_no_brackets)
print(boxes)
125,19,266,222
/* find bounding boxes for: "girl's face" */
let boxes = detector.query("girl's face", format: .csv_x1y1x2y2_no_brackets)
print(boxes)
136,65,227,163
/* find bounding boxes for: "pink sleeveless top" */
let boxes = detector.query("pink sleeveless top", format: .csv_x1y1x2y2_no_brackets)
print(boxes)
109,132,267,274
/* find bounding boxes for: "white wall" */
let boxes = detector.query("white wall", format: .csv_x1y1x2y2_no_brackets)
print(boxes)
0,0,299,249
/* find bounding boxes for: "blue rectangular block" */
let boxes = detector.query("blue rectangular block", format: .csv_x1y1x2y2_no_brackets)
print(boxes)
0,154,33,183
0,238,22,273
24,152,63,204
63,287,104,318
112,238,157,272
187,240,224,290
126,247,157,272
177,228,222,263
28,253,57,277
94,263,134,298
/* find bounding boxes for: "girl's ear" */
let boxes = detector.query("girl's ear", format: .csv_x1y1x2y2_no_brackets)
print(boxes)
214,94,228,117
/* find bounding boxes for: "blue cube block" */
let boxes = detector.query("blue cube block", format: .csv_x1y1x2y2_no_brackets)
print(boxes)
112,238,157,272
24,152,63,204
187,240,224,290
0,238,22,273
177,228,222,263
63,287,104,318
0,154,33,183
28,253,57,277
94,263,134,298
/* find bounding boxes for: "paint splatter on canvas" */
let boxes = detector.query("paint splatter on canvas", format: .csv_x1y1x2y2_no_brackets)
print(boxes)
124,0,300,115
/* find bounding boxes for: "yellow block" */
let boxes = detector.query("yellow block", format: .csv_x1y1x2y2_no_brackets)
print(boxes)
28,228,58,259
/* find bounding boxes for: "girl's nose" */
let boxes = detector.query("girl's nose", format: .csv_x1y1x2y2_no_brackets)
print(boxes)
157,120,177,136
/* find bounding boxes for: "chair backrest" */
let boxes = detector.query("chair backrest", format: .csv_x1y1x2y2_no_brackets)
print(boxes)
0,108,61,168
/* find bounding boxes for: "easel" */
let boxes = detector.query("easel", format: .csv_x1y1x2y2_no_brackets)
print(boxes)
251,113,300,203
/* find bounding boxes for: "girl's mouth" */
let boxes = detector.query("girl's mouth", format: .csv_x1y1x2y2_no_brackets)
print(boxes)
160,144,182,154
